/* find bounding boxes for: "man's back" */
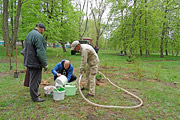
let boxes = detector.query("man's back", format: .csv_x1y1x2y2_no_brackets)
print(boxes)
80,44,99,66
24,29,47,68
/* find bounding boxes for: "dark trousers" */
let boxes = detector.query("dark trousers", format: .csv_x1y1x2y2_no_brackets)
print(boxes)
54,74,77,82
69,74,77,82
28,67,42,101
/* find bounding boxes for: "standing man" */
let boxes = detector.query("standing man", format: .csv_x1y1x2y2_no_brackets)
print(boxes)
24,23,48,102
71,41,99,97
52,59,77,82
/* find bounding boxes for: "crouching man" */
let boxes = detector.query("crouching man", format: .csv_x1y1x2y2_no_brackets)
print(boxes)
52,59,77,82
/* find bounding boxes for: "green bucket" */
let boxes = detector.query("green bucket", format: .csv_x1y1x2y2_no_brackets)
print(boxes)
65,83,78,96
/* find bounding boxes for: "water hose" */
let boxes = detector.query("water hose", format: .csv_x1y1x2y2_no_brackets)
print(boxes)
78,71,143,109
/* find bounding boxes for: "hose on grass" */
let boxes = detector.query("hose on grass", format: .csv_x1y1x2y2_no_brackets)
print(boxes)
78,71,143,109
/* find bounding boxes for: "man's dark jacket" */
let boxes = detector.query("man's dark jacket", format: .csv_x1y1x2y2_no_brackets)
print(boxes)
24,29,47,68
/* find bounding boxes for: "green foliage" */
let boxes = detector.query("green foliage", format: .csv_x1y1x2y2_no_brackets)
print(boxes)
96,73,103,80
126,55,136,63
17,0,81,45
155,64,161,80
133,58,144,80
107,0,180,57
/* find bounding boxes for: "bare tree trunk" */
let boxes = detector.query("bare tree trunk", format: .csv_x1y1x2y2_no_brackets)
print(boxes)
90,0,112,47
139,22,142,56
160,0,168,58
60,43,66,52
53,43,56,48
145,0,148,58
3,0,10,55
60,0,66,52
160,23,166,58
165,50,168,56
165,25,168,56
124,51,127,56
160,22,165,58
77,0,88,40
130,0,137,56
96,35,99,47
3,0,22,56
11,0,14,37
21,40,24,48
176,51,179,56
140,47,143,56
12,0,22,47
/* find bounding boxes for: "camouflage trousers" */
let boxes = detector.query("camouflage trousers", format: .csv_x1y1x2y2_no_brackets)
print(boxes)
85,63,98,96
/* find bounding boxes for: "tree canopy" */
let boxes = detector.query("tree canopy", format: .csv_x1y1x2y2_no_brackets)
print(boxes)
1,0,180,57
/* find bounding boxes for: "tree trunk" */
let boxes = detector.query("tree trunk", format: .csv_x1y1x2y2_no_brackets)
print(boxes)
3,0,22,57
130,0,137,55
11,0,14,37
53,43,56,48
3,0,11,56
160,0,168,58
124,51,127,56
165,25,168,56
176,51,179,56
165,49,168,56
78,0,88,40
140,47,143,56
160,22,166,58
12,0,22,48
96,36,99,47
139,26,142,56
146,50,149,58
60,43,66,52
21,40,24,48
90,0,111,48
145,0,148,58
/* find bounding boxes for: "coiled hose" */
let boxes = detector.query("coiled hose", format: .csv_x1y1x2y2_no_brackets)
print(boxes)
78,71,143,109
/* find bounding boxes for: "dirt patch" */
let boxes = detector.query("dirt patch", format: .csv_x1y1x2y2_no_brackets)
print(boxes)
99,66,128,73
0,69,26,77
0,72,12,77
119,73,137,81
146,79,160,82
120,77,136,81
40,76,54,88
80,106,98,119
96,79,106,86
0,59,12,63
99,72,121,78
99,66,116,69
164,82,178,88
0,59,23,63
86,114,98,120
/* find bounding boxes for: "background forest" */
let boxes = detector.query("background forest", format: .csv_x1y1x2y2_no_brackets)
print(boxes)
0,0,180,57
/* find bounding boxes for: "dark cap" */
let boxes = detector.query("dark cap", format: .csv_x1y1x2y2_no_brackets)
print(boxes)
36,23,45,30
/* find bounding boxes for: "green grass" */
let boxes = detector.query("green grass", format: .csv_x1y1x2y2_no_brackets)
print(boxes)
0,45,180,119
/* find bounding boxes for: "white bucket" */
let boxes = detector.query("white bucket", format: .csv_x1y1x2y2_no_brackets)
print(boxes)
53,89,65,101
44,86,55,96
55,75,68,86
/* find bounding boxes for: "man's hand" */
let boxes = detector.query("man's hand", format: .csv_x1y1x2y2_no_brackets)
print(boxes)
44,65,48,71
57,73,61,77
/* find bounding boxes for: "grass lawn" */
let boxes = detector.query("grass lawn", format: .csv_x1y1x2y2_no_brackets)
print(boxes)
0,45,180,120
